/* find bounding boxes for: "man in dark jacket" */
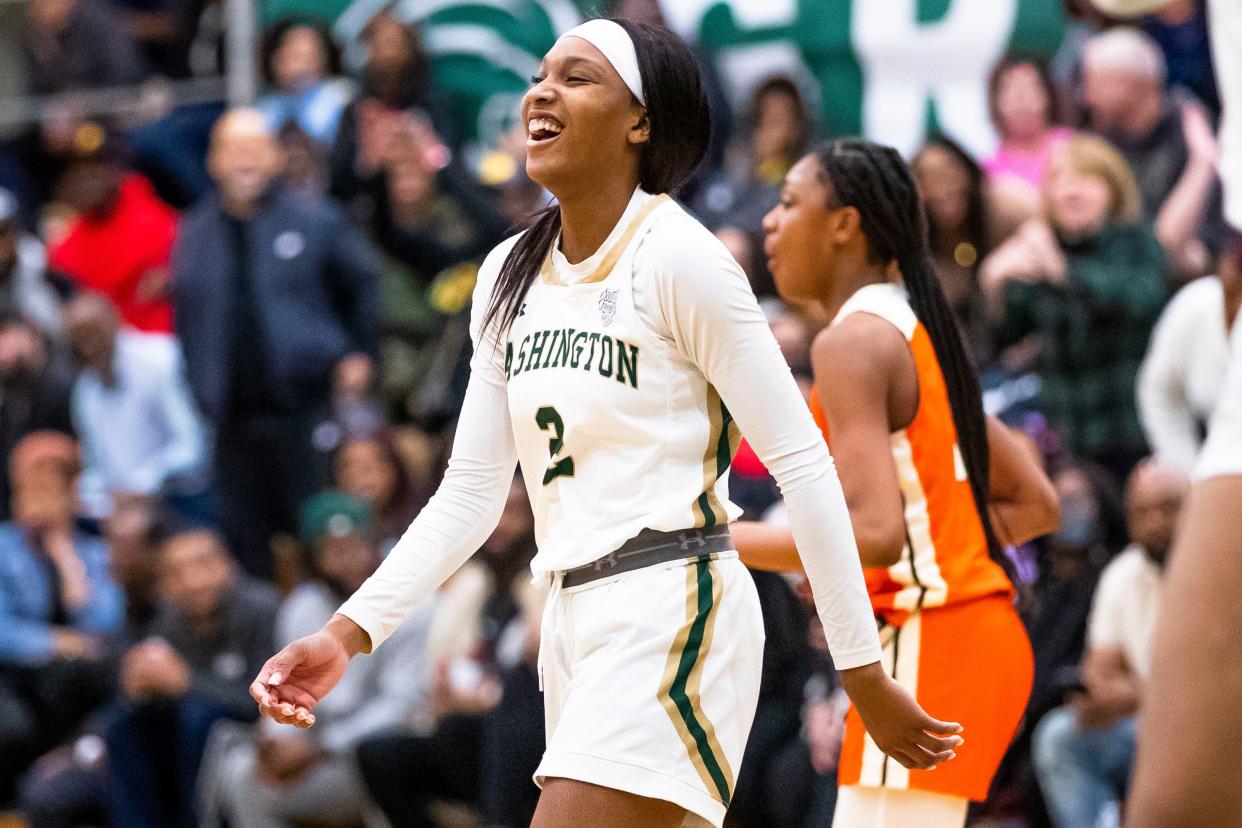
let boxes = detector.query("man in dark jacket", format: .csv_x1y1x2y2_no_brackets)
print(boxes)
172,108,380,578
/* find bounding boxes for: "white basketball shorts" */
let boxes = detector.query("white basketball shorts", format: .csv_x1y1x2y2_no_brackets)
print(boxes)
534,552,765,827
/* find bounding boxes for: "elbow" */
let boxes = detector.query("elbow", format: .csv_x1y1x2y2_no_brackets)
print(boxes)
854,523,905,569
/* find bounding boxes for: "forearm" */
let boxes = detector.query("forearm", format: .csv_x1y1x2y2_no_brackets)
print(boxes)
336,371,517,650
1155,160,1215,263
731,521,801,572
1129,475,1242,825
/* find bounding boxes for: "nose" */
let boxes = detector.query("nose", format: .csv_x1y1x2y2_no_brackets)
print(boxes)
762,205,778,234
523,79,555,112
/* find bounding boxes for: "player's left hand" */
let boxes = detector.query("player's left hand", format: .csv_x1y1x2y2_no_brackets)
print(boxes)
839,661,964,770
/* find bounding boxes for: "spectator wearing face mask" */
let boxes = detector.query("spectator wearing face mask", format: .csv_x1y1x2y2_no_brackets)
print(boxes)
1033,460,1190,828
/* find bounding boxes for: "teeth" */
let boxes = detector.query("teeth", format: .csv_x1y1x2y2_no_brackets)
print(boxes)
527,117,563,136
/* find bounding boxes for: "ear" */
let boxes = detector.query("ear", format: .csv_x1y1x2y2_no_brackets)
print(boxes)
627,107,651,147
828,205,862,247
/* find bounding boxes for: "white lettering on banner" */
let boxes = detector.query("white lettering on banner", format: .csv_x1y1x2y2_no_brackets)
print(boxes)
662,0,797,39
852,0,1018,158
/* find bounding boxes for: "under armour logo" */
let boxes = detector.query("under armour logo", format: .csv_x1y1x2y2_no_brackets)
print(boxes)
678,530,706,551
593,552,618,571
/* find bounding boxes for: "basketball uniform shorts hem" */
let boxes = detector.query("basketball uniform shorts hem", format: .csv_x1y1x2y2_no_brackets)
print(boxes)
536,556,764,828
535,751,726,827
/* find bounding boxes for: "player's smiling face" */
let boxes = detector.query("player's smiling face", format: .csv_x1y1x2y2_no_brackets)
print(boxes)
522,37,648,194
763,154,839,304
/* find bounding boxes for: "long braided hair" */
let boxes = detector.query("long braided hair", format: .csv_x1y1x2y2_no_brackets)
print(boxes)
813,138,1010,575
482,19,711,337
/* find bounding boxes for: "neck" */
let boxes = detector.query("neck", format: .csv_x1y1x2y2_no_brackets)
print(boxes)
1003,129,1047,154
816,259,893,322
554,174,641,264
222,196,256,219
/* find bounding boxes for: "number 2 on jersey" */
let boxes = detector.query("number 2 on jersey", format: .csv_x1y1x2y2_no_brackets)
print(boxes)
536,406,575,485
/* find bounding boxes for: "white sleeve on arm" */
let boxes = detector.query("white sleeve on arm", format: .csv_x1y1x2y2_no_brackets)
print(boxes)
638,221,882,670
337,248,519,650
1196,317,1242,481
1137,291,1201,474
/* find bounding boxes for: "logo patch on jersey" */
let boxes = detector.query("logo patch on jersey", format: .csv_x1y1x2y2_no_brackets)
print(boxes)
598,288,618,327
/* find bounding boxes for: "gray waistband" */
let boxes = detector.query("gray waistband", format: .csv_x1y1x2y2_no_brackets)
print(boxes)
559,526,734,589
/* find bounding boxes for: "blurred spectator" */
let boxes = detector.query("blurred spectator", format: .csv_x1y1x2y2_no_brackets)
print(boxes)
983,54,1072,199
727,570,815,828
1024,465,1114,731
275,121,326,197
335,429,426,554
204,491,433,827
21,0,144,95
1033,461,1189,828
257,18,355,148
990,462,1112,821
111,0,212,80
982,134,1166,481
172,108,379,578
48,130,177,334
329,9,432,212
103,498,168,648
0,432,120,802
1081,27,1219,277
0,188,65,339
1137,228,1241,473
356,478,544,828
64,292,209,522
0,315,74,521
913,136,1005,365
17,497,167,828
105,529,277,827
694,76,811,239
1141,0,1218,114
369,115,507,424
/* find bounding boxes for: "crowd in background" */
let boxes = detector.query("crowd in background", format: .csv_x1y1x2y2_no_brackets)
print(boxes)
0,0,1234,826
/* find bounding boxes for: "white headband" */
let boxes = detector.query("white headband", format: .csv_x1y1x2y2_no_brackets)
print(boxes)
558,19,646,106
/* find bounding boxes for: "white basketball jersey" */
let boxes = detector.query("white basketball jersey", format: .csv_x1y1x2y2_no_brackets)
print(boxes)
495,193,742,576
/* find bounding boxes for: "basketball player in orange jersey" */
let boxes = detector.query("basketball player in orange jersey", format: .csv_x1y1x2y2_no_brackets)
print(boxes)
735,138,1060,827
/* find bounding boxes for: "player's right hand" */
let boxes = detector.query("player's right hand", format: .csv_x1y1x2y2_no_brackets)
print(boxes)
250,625,355,728
839,661,964,770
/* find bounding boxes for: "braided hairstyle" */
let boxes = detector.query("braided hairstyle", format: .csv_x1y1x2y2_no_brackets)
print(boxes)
482,19,711,337
813,138,1010,575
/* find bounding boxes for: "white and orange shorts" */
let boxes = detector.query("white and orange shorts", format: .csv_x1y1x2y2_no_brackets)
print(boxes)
839,594,1034,804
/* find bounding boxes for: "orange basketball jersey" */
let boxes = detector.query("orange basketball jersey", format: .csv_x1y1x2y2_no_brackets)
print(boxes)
810,283,1012,626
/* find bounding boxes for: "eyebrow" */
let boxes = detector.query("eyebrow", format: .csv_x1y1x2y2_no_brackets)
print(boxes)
544,54,606,75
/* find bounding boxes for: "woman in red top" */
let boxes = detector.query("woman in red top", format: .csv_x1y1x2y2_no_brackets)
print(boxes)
736,138,1059,827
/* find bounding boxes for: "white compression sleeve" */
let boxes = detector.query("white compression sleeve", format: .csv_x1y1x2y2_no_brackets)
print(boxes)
337,244,519,649
638,214,882,669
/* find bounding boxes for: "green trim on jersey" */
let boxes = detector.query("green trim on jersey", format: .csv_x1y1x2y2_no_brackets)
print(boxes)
693,389,740,528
